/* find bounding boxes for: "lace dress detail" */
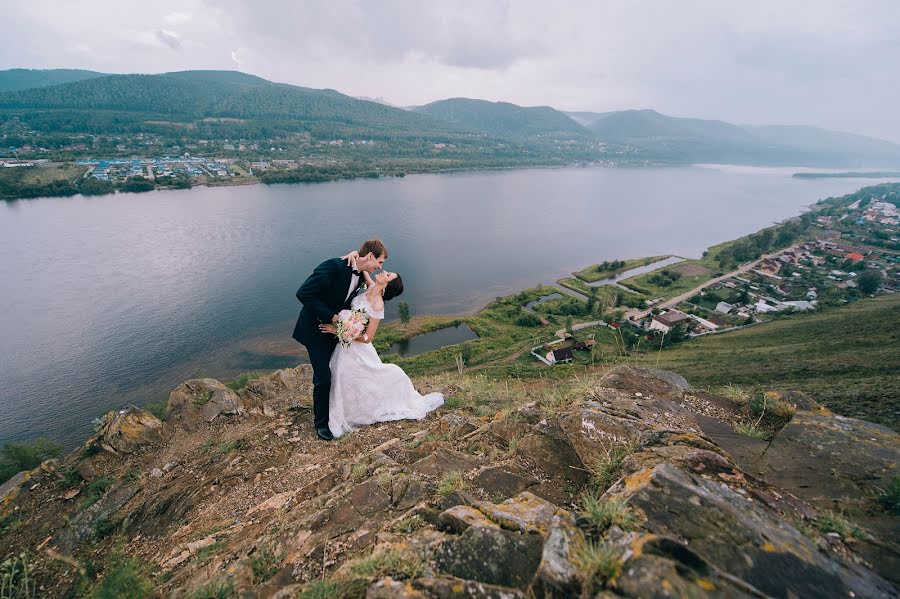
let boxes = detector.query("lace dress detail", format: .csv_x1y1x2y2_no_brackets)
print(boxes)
328,292,444,437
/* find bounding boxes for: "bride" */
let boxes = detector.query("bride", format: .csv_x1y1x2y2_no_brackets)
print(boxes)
318,260,444,438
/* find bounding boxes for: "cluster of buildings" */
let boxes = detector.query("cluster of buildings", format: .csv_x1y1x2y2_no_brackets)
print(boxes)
77,157,237,181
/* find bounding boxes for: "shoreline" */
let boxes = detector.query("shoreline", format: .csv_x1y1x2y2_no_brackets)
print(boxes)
8,158,897,202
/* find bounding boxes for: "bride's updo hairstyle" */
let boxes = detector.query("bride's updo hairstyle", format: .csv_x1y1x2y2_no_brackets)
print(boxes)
383,275,404,301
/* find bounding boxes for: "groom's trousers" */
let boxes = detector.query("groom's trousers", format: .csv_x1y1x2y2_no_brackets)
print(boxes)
304,336,338,431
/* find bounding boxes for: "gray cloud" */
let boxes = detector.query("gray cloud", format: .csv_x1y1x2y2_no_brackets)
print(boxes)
1,0,899,142
154,29,182,50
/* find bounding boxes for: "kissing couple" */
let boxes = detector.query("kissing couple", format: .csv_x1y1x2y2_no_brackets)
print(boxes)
291,239,444,440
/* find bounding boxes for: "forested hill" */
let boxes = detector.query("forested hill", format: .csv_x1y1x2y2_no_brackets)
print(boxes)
0,71,465,140
0,68,106,92
413,98,592,141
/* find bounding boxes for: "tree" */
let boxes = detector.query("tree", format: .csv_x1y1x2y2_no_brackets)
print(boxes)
398,301,411,324
565,316,574,335
857,270,883,294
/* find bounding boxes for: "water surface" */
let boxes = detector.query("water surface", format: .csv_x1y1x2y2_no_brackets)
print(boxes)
1,165,892,447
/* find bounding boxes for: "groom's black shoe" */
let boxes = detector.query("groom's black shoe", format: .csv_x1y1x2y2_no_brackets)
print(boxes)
316,427,334,441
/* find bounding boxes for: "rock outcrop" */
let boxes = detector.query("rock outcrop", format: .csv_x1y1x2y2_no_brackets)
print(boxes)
1,365,897,598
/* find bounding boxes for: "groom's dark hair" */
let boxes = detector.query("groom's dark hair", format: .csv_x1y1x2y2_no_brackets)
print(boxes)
359,239,388,259
383,275,404,302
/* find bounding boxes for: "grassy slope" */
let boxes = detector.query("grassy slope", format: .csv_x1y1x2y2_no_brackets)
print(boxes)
573,255,669,283
639,295,900,431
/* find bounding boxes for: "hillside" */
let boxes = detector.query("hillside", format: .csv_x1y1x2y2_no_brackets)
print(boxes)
0,71,462,140
413,98,592,141
1,365,897,597
0,68,105,92
640,294,900,431
566,108,900,167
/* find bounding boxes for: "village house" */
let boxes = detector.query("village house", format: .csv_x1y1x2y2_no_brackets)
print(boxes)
649,309,689,333
715,301,734,314
757,259,782,277
546,347,574,364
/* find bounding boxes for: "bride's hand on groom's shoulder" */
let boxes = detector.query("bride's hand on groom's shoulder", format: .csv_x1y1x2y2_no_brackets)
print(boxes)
341,251,360,266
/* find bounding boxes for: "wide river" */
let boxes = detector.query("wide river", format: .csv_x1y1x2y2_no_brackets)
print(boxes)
0,165,892,447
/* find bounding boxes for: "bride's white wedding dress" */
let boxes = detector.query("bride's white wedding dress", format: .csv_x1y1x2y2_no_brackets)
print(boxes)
328,292,444,437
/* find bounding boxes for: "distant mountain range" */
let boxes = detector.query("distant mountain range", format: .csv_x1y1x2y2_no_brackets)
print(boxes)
1,68,899,167
412,98,592,141
566,109,900,167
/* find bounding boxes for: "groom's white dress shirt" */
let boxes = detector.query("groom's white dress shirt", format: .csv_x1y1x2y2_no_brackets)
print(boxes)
346,272,359,302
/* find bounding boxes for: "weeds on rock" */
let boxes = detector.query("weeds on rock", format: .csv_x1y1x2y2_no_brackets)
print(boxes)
1,553,36,599
250,545,283,584
572,536,621,594
579,492,636,533
734,421,773,441
813,510,863,540
143,402,167,420
225,371,265,391
193,541,224,562
83,555,153,599
79,475,113,509
391,515,426,534
437,470,466,497
215,440,242,456
717,383,751,404
301,548,425,599
299,579,340,599
184,579,234,599
587,436,639,492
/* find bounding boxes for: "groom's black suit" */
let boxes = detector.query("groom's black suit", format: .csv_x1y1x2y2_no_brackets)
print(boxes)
293,258,365,431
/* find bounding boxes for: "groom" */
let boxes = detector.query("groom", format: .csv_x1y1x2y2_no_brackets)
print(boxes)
292,239,388,440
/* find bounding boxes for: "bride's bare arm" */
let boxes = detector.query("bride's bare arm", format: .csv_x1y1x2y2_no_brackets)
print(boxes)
363,270,374,287
357,318,380,343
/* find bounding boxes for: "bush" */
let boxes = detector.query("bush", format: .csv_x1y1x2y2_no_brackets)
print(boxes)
0,437,62,484
877,476,900,515
515,313,542,327
84,555,153,599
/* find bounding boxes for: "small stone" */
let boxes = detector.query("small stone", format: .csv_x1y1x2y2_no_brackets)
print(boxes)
62,489,80,500
162,462,177,472
288,436,302,443
274,428,289,437
149,468,164,478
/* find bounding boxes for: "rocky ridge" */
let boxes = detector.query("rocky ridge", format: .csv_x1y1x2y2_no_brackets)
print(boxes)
1,365,898,598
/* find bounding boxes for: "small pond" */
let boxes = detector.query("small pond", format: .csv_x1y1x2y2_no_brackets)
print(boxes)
385,323,479,357
524,293,564,312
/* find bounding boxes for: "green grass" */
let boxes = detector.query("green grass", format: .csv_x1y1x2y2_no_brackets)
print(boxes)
620,259,714,300
0,437,62,484
437,470,466,497
298,548,424,598
185,579,233,599
143,401,167,420
215,440,242,456
734,421,772,440
579,493,637,533
391,515,427,534
79,475,114,509
83,555,154,599
572,536,621,593
586,437,640,492
876,475,900,515
193,541,224,562
224,371,266,391
1,553,37,599
574,256,669,283
813,510,863,540
638,295,900,431
249,546,282,584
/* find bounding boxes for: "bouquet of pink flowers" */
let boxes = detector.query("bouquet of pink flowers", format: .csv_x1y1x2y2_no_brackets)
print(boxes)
335,308,369,348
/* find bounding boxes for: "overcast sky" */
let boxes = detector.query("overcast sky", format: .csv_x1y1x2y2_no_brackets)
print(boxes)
4,0,900,142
